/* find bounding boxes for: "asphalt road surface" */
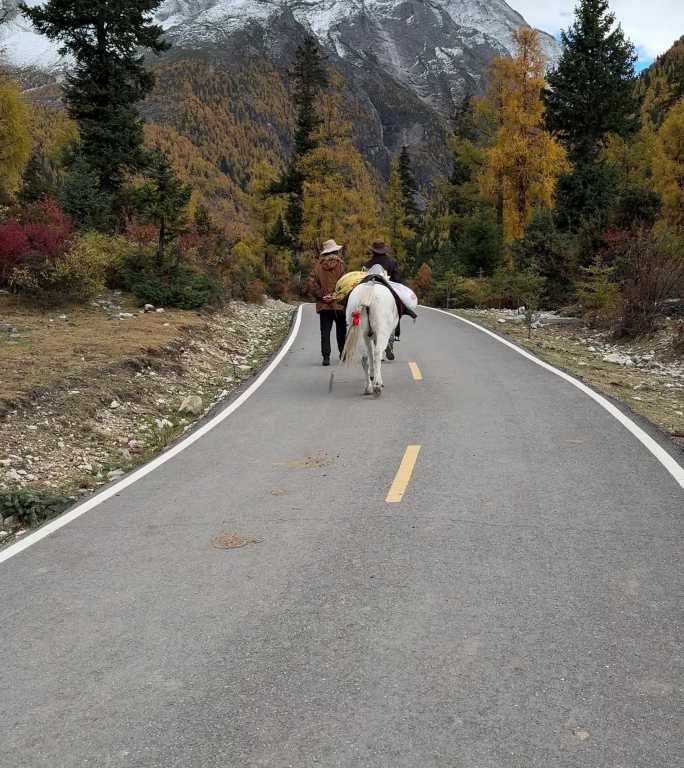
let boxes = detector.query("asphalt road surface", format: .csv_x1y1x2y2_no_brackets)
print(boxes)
2,304,682,768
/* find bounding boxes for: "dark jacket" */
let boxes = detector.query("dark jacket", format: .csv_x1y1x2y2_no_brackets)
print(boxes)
364,253,401,282
307,254,346,312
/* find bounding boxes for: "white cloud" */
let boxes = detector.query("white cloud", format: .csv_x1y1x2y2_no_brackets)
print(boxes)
513,0,684,58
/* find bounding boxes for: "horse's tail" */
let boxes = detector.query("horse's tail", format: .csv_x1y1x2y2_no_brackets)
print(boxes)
341,283,374,366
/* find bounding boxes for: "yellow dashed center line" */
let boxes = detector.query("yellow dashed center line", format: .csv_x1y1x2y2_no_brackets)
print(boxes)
386,445,421,503
408,361,423,381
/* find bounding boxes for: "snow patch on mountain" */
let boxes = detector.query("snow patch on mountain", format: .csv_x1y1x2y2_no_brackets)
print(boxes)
3,0,559,66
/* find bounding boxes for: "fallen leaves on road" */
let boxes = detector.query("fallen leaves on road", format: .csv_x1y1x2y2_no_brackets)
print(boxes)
276,451,331,470
211,532,263,550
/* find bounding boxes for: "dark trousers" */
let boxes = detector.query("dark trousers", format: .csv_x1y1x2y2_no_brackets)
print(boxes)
319,310,347,359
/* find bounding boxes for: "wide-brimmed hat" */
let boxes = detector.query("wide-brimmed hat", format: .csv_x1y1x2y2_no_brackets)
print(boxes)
369,240,390,255
320,239,343,255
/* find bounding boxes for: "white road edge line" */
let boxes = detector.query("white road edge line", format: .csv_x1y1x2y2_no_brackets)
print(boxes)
0,305,304,565
426,306,684,491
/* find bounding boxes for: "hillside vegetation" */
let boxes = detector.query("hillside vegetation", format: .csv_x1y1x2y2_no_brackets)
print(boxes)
0,0,682,388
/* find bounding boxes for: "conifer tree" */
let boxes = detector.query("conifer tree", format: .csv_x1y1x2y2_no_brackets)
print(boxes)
545,0,638,163
276,35,329,245
136,149,192,262
385,157,415,273
397,145,420,227
21,0,169,204
19,148,61,203
59,154,114,230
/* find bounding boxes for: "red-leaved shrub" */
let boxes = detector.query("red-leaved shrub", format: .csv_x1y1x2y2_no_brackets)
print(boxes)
0,199,72,287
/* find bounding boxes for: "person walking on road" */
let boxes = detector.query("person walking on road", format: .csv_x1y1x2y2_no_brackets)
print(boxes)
364,240,401,360
307,239,348,366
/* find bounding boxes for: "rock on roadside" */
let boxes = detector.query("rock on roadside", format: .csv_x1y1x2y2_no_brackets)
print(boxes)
178,395,203,417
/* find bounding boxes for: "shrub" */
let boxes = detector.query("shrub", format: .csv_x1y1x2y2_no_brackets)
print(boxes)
245,279,266,304
512,209,577,307
0,199,73,294
576,255,618,323
52,232,137,300
119,250,220,309
0,487,70,529
229,241,267,301
447,277,492,308
488,267,546,309
614,232,684,338
455,207,503,277
410,263,435,304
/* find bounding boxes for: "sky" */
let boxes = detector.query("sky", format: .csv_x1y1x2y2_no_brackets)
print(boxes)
513,0,684,68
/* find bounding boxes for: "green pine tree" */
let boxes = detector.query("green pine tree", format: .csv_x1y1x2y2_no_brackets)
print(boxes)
19,148,61,203
292,36,329,157
59,153,114,230
21,0,169,206
398,145,420,227
136,149,192,263
274,35,329,246
545,0,639,163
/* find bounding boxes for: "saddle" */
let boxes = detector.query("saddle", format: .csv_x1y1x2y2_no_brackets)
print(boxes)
359,274,418,320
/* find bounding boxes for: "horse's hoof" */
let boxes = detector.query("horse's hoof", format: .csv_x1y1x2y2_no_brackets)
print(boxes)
373,386,382,398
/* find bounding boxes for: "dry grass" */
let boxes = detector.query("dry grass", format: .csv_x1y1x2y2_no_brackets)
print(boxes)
0,293,205,408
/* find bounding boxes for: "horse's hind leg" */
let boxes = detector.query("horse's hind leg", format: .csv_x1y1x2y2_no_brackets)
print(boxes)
372,339,383,396
362,334,374,395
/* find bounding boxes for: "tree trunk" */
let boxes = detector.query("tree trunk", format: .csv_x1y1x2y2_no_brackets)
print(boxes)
157,216,165,266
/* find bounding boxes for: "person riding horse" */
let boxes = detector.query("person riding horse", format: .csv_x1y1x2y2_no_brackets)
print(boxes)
364,240,402,360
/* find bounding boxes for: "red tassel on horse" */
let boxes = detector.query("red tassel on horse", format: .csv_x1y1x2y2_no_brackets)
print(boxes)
351,311,361,327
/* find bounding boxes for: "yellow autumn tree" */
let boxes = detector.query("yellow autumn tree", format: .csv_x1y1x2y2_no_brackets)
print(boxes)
652,97,684,233
298,91,383,269
245,160,291,282
0,75,31,200
601,126,658,191
477,28,568,246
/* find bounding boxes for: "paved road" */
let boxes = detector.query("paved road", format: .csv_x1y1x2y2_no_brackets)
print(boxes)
2,305,682,768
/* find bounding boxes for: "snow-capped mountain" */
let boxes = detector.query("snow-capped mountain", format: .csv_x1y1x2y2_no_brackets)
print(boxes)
3,0,560,183
156,0,559,114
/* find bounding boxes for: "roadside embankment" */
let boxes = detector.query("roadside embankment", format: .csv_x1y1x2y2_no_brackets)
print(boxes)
0,291,293,543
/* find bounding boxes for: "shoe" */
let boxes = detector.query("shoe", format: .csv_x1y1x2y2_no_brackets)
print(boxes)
322,357,330,366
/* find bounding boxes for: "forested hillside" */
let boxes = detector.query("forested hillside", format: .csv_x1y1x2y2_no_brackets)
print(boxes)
1,0,683,347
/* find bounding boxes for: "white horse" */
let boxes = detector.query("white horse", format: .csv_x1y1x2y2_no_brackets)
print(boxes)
340,269,399,397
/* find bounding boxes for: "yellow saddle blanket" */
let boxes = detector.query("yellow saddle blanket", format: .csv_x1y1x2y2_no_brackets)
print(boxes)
333,271,366,300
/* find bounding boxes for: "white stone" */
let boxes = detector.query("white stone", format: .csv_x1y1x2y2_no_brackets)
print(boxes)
603,352,634,366
178,395,203,416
